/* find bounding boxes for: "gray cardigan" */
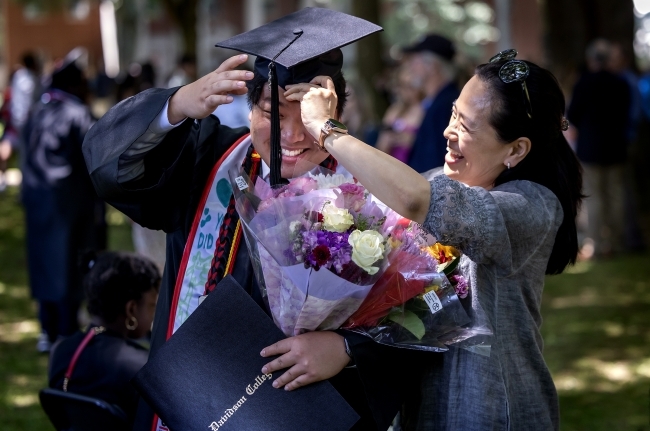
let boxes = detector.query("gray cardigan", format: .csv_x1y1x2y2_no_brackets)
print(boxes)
410,172,562,431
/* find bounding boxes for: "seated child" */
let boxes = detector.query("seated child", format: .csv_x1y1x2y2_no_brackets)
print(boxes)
48,251,161,423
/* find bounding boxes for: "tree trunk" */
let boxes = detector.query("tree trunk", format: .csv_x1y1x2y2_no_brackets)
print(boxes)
542,0,635,92
352,0,387,120
160,0,199,57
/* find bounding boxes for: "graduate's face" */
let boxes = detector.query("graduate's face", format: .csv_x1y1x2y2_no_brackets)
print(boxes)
442,76,516,189
249,84,329,178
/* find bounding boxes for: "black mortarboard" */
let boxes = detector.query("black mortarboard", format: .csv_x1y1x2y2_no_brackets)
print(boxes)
216,7,382,187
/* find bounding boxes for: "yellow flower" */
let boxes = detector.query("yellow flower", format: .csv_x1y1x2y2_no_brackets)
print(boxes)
387,236,402,250
425,243,459,264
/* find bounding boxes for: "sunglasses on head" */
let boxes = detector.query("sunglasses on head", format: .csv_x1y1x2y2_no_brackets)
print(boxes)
489,49,532,119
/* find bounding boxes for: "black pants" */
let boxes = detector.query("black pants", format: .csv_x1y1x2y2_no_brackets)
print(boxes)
39,298,81,342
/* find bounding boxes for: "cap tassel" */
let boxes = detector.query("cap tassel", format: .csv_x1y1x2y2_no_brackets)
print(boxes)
269,62,283,188
267,29,303,188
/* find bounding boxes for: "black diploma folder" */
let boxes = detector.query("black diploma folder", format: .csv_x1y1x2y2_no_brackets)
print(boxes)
133,275,359,431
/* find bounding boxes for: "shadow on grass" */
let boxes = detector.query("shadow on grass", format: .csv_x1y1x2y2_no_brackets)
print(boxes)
542,256,650,431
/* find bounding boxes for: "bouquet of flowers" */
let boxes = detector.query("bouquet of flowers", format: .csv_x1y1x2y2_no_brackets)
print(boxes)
343,220,492,353
230,166,400,336
229,165,486,352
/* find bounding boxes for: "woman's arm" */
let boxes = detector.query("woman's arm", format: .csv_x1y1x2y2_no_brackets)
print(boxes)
326,132,432,223
286,76,432,222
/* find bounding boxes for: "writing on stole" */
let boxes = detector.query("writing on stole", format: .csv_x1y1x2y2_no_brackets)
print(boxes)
208,373,273,430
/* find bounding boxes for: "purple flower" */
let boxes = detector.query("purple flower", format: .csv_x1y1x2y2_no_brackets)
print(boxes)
298,229,352,273
450,274,469,299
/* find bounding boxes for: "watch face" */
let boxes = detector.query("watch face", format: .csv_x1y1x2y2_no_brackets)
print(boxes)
328,118,348,131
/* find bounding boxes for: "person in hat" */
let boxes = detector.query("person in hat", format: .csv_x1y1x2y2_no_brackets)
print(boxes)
22,47,105,352
83,8,423,431
403,34,460,172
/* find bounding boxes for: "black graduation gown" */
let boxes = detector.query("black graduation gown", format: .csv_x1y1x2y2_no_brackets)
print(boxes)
22,91,102,303
82,87,429,431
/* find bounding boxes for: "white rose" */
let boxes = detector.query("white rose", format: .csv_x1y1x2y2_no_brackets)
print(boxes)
348,229,385,275
309,173,351,189
322,204,354,232
289,220,302,233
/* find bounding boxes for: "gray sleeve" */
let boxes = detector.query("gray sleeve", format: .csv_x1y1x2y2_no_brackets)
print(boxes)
421,175,563,274
117,98,186,183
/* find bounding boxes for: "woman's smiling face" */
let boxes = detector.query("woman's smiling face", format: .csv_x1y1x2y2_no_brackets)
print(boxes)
443,75,514,189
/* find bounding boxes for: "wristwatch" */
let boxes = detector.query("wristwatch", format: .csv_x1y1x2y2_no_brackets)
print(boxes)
318,118,348,151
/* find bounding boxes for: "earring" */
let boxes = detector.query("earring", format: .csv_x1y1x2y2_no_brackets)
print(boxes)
125,316,138,331
507,162,511,170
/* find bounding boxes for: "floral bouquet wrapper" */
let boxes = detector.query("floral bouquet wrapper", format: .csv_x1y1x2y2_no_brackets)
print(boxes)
229,165,400,337
342,220,492,355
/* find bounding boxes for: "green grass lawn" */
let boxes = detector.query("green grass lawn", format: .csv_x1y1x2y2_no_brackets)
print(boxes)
1,185,649,430
0,187,132,430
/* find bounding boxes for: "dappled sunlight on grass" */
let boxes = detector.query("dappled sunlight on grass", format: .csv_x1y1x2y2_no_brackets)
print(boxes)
542,252,650,430
564,260,593,274
554,356,650,392
0,319,40,343
7,394,39,408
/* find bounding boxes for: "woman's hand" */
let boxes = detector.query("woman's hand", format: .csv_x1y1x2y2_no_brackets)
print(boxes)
168,54,253,124
284,76,338,140
260,331,350,391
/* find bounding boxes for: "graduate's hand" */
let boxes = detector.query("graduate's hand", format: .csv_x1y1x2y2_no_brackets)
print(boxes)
284,76,338,140
168,54,253,124
260,331,350,391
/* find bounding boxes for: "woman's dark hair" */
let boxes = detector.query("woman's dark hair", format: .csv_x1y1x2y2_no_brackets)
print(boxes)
246,70,348,118
81,252,161,323
475,61,584,274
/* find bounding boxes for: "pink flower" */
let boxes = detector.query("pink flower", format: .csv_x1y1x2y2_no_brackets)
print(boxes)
450,274,469,299
335,182,366,212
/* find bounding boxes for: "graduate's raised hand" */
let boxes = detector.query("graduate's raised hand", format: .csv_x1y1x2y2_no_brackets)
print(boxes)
260,331,350,391
284,76,338,140
168,54,253,124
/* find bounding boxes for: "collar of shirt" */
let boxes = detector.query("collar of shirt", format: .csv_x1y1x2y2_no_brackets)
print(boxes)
261,160,270,181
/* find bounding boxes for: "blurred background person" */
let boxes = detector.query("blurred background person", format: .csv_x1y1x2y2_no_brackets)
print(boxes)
0,67,18,190
21,48,105,352
212,93,250,129
49,251,160,425
166,53,196,88
10,52,40,141
567,39,631,258
340,79,380,146
375,66,424,162
609,42,646,252
403,34,459,172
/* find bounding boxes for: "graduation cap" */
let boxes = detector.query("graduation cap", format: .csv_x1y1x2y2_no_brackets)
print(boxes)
216,7,382,187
